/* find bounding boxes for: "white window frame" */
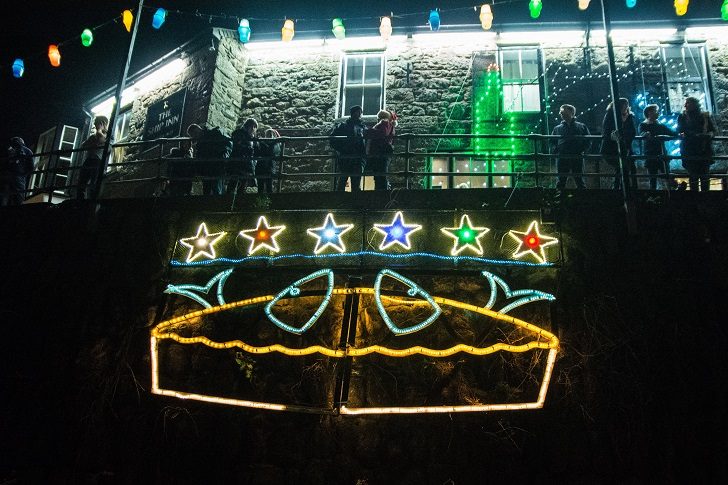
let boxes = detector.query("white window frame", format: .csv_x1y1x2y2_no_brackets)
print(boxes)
660,43,712,114
108,108,132,171
338,53,386,118
498,48,541,113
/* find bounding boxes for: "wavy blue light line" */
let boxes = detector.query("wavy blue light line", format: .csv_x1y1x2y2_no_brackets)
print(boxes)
170,251,553,268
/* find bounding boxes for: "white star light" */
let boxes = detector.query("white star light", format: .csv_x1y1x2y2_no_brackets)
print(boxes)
179,222,226,262
306,213,354,254
440,214,490,256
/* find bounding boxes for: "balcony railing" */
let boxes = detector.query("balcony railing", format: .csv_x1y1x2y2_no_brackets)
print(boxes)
4,132,728,205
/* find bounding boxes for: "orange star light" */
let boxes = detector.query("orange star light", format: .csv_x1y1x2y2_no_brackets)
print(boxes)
240,216,286,255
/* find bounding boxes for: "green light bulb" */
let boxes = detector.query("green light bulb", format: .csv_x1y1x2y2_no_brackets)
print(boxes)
722,0,728,21
81,28,93,47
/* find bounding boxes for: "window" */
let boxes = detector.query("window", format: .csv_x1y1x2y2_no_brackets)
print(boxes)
428,157,505,189
499,48,541,113
31,125,79,195
109,108,132,170
661,44,712,113
339,53,385,117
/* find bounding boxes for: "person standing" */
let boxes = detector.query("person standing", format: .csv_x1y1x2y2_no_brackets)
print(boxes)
330,105,367,192
366,110,397,191
229,118,258,195
2,137,35,206
256,128,282,194
187,123,232,195
76,115,108,200
639,104,677,191
678,97,716,192
550,104,591,190
600,98,637,190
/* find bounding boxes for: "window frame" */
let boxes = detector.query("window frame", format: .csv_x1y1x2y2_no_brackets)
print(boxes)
660,43,713,114
498,47,542,114
338,52,386,118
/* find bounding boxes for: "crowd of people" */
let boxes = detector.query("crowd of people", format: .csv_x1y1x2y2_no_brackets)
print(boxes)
551,96,718,192
0,95,722,205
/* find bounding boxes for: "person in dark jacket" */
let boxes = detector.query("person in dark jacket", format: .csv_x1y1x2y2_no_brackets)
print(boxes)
229,118,258,195
677,96,716,192
187,124,232,195
330,105,367,192
550,104,591,190
76,115,108,200
165,146,192,196
256,128,282,194
600,98,637,190
2,137,35,206
366,110,397,190
639,104,677,190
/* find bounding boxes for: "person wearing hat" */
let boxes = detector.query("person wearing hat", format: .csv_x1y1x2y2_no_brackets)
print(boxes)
330,105,367,192
2,137,35,206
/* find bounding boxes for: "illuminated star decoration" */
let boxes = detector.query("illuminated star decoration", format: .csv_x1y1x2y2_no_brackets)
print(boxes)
306,213,354,254
373,211,422,250
508,221,558,263
179,222,226,263
240,216,286,255
440,214,490,256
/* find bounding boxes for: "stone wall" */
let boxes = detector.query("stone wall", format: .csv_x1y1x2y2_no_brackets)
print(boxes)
111,29,728,194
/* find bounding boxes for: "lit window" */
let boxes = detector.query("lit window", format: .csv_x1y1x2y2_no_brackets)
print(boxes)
661,44,712,113
339,53,385,117
109,108,132,170
499,48,541,113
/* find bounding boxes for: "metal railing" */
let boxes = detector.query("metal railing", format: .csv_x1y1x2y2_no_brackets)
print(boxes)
4,132,727,205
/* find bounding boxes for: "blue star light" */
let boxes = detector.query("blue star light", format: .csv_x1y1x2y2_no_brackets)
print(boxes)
373,211,422,250
307,213,354,254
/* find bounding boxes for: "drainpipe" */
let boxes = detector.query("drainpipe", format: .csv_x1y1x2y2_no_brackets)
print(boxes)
600,0,636,234
93,0,144,200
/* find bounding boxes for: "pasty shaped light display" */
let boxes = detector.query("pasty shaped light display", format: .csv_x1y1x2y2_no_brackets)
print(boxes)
626,0,637,8
240,216,286,255
373,211,422,250
440,214,490,256
178,223,226,263
508,221,558,264
306,213,354,254
578,0,591,11
152,268,559,414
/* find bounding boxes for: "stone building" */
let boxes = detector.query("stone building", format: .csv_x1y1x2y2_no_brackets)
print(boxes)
50,21,726,196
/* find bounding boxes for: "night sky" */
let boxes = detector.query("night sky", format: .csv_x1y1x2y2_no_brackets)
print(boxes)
0,0,721,147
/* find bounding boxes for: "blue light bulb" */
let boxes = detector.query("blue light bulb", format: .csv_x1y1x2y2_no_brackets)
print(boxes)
152,8,167,29
238,19,251,43
429,10,440,31
12,58,24,78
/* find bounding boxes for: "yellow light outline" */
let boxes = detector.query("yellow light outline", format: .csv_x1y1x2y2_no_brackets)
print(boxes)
239,215,286,255
507,220,559,264
306,213,354,254
373,211,422,251
152,288,559,414
178,222,227,263
440,214,491,256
